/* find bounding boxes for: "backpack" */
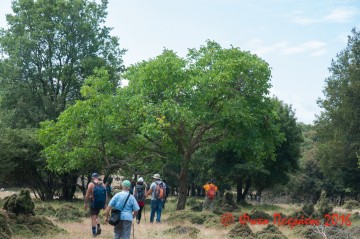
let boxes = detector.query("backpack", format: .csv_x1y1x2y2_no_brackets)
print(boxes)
91,183,107,209
207,184,216,200
135,184,145,202
155,181,165,200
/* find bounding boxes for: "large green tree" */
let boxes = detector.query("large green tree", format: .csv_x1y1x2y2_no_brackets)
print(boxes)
38,69,138,175
125,41,276,210
316,28,360,196
0,0,124,127
0,0,124,200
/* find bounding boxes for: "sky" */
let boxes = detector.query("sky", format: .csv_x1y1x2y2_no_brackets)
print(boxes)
1,0,359,124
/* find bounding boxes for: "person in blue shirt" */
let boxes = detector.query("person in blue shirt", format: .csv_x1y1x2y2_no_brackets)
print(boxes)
105,180,140,239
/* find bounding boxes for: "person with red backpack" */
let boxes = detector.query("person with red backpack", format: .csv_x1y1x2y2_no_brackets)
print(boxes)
133,177,147,224
84,173,108,237
145,173,166,223
202,179,218,211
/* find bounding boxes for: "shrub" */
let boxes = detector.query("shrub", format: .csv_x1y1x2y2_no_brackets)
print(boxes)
3,189,34,215
214,191,238,213
55,204,83,222
316,191,333,216
255,224,288,239
228,223,255,238
34,204,56,217
0,211,12,239
249,210,272,220
164,225,200,238
343,200,360,210
167,210,213,225
302,203,315,217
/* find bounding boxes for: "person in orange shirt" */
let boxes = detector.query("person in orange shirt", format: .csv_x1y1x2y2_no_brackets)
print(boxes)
202,179,218,211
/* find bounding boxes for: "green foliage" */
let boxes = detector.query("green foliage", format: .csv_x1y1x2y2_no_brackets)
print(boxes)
38,68,135,175
0,0,124,128
301,203,315,217
0,211,12,239
0,125,41,184
214,191,239,213
256,225,288,239
3,189,35,215
249,210,272,220
316,191,333,216
316,28,360,196
343,199,360,210
228,223,255,238
54,204,84,222
122,40,276,209
164,225,200,238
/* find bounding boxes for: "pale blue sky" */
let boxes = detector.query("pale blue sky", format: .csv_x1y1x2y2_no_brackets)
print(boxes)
1,0,359,124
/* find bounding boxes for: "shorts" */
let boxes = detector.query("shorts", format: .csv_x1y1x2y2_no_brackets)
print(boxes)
90,207,101,216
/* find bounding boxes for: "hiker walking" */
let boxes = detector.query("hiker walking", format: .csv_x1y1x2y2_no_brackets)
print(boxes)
133,177,147,224
84,173,108,237
202,179,218,211
145,173,166,223
105,180,140,239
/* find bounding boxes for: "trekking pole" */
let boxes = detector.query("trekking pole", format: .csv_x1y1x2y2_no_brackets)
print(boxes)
144,205,146,223
133,218,135,239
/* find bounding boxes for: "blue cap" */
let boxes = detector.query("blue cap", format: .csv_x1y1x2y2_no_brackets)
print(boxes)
91,173,99,178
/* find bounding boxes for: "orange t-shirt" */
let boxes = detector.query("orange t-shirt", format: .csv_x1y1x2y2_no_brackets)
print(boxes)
203,183,218,193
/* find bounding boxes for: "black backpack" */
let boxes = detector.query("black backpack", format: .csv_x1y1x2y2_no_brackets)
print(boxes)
135,184,145,202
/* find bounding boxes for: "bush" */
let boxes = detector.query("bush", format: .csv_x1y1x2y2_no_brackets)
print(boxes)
343,200,360,210
214,191,238,213
3,189,35,215
55,204,83,222
302,203,315,217
316,191,333,216
249,210,272,220
228,223,255,238
351,212,360,221
0,211,12,239
167,210,213,225
164,225,200,238
255,224,288,239
34,204,56,217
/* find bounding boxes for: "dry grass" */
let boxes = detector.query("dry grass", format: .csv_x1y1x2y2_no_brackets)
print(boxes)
2,192,359,239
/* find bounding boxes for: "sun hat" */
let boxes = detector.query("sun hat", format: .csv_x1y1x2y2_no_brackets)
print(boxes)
152,174,161,180
138,177,144,182
122,180,131,188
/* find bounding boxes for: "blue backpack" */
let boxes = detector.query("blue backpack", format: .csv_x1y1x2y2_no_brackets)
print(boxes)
91,183,107,209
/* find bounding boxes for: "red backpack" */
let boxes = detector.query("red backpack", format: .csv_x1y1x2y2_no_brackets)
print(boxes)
207,185,216,200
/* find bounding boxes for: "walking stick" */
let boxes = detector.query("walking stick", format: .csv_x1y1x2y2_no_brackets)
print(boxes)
143,204,146,223
133,218,135,239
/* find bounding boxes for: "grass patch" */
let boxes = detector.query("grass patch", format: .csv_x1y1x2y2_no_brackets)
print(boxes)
164,225,200,238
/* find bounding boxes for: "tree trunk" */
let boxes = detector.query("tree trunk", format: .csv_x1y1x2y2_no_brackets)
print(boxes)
236,178,251,203
81,175,86,198
60,173,78,201
176,165,189,210
236,177,243,203
256,188,262,202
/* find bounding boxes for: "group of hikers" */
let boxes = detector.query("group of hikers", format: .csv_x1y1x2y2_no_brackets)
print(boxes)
84,173,218,239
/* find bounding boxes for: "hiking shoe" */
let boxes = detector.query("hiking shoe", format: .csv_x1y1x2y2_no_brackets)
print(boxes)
96,227,102,235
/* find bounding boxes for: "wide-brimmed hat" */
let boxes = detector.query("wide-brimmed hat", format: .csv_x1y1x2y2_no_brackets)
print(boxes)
137,177,144,182
152,174,161,180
